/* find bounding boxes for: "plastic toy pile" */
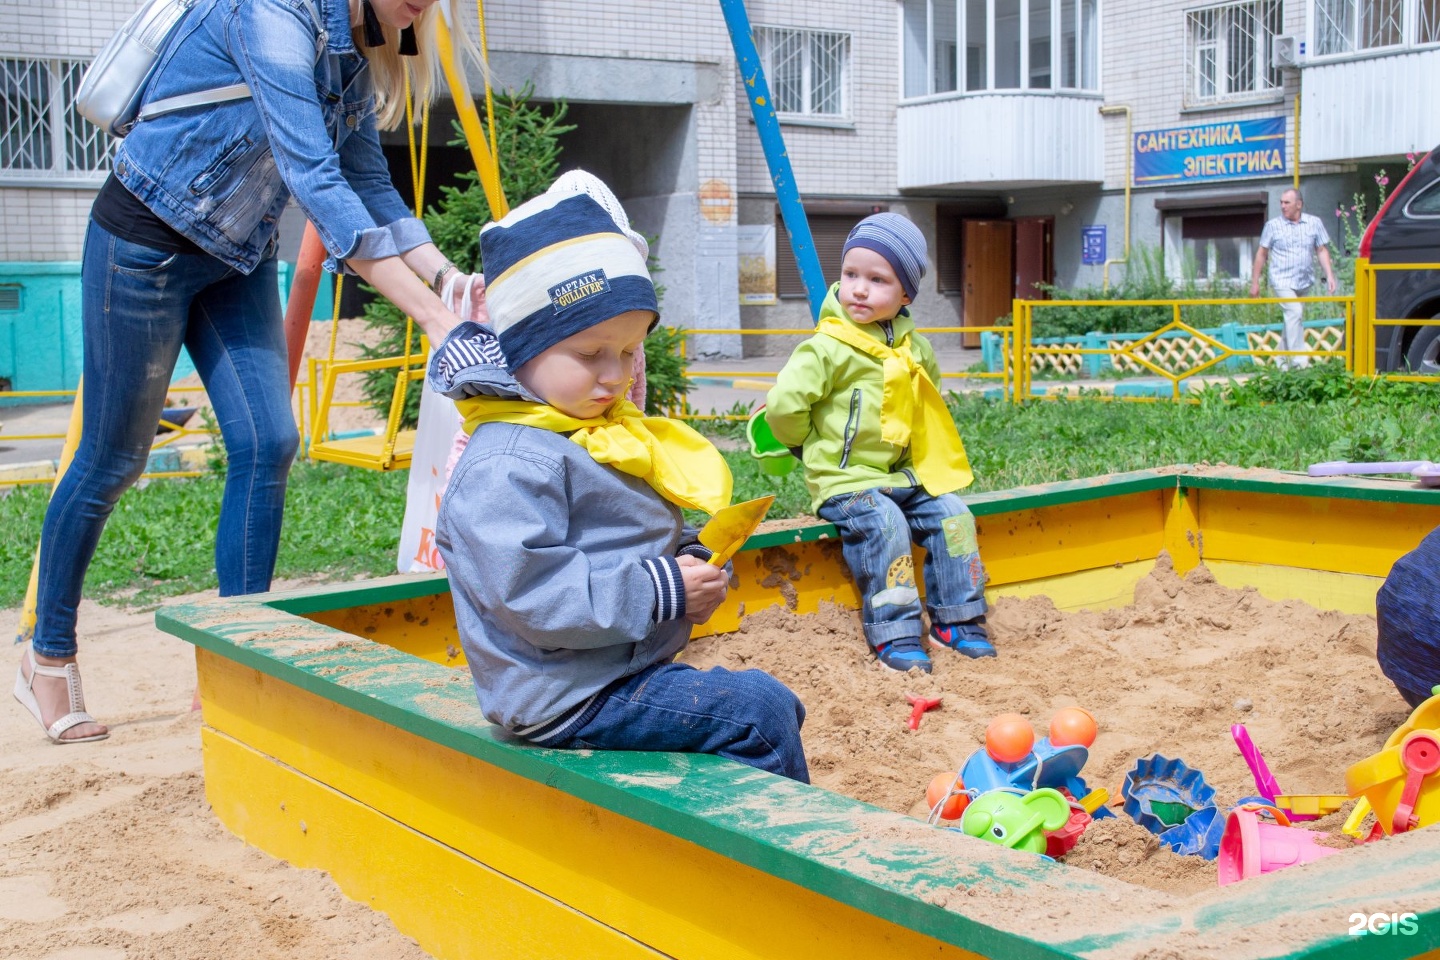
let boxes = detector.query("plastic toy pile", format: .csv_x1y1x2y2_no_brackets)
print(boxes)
922,688,1440,884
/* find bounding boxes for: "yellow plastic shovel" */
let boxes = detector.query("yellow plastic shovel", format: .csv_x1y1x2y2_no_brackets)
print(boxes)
698,495,775,567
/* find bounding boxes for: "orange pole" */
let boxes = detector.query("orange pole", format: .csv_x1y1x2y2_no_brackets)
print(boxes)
285,223,326,390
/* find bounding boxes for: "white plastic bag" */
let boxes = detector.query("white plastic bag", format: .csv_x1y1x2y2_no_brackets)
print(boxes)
396,382,462,573
395,271,483,573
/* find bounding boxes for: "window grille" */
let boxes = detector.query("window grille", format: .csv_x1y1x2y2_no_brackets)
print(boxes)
754,27,850,119
1184,1,1284,106
1,58,110,179
1314,0,1438,55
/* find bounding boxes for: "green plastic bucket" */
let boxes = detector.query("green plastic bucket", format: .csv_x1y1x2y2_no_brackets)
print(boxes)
747,407,798,477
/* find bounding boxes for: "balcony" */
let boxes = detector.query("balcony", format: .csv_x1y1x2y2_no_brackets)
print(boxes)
897,92,1105,190
1300,48,1440,163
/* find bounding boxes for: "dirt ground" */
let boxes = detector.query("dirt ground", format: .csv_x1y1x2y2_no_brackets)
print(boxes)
1,556,1414,956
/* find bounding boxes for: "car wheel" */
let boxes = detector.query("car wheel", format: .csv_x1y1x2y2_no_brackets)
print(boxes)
1405,321,1440,375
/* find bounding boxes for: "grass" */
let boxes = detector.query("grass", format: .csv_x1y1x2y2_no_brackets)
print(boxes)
4,365,1437,611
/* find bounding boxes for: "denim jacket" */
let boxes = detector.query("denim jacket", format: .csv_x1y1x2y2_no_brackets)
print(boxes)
112,0,428,274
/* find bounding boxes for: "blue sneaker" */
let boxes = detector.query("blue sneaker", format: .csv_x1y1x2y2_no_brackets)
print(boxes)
931,619,996,659
873,638,933,673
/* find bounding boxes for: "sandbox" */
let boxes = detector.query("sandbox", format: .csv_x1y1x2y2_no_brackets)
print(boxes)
157,467,1440,959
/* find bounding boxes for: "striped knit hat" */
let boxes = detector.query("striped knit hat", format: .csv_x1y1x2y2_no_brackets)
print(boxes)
842,212,927,300
480,174,657,372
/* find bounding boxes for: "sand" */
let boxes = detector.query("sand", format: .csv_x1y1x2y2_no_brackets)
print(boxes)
1,594,425,959
1,555,1414,956
686,553,1409,896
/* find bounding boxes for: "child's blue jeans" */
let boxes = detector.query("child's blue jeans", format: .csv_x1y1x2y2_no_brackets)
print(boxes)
548,662,809,783
817,484,988,649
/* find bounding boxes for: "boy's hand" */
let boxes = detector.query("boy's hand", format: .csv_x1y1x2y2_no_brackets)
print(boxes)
677,554,728,624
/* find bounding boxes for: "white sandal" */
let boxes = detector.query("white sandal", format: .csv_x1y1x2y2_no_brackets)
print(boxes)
13,648,109,744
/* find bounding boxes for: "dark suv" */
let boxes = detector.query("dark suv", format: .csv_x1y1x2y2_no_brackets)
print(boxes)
1364,147,1440,373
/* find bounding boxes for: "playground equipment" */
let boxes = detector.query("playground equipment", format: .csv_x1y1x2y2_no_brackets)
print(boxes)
1217,804,1342,886
906,694,942,731
698,496,774,567
1308,460,1440,488
1121,754,1228,859
745,406,798,477
1346,690,1440,836
1232,724,1347,822
958,787,1072,855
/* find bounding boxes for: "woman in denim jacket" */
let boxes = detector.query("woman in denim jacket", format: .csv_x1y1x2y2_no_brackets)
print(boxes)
14,0,479,743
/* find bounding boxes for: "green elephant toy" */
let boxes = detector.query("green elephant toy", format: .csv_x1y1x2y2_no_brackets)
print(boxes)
959,787,1073,854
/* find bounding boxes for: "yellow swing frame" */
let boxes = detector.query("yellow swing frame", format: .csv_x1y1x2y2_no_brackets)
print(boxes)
305,1,508,471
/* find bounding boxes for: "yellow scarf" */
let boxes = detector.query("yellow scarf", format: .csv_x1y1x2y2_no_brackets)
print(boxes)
816,315,974,494
457,395,733,515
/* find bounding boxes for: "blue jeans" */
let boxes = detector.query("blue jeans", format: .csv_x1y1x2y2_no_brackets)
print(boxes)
817,485,988,648
32,221,298,658
550,662,810,783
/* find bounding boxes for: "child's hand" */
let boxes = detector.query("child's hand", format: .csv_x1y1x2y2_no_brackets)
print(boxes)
677,554,729,624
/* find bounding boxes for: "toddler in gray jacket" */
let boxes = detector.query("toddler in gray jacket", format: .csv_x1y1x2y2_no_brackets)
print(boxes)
432,174,808,782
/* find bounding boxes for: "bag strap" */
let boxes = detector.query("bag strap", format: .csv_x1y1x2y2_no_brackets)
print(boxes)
136,0,325,125
138,83,251,121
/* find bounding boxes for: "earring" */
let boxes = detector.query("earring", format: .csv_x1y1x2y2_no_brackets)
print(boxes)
398,25,418,56
361,0,386,47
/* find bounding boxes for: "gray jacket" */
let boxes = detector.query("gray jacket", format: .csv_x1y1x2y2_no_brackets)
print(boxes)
431,322,693,740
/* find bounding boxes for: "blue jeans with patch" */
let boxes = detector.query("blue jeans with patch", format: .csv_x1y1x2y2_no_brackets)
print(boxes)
549,662,810,783
31,221,298,659
817,485,988,649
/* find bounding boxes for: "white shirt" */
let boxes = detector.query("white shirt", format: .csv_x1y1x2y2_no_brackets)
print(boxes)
1259,213,1330,291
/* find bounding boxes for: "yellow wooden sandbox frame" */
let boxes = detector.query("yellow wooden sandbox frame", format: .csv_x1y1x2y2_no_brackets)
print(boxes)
157,467,1440,960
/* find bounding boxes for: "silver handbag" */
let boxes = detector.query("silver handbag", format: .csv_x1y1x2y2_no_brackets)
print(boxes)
74,0,249,138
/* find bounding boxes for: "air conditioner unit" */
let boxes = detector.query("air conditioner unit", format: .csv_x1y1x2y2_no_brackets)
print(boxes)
1271,34,1304,69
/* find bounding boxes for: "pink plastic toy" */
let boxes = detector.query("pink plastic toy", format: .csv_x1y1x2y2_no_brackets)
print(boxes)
906,694,942,731
1232,724,1323,821
1217,804,1342,886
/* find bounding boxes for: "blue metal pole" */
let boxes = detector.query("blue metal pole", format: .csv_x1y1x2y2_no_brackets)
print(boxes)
717,0,827,322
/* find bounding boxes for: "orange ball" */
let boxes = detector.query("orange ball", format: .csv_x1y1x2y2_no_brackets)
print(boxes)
1049,707,1098,747
986,713,1036,763
926,772,969,820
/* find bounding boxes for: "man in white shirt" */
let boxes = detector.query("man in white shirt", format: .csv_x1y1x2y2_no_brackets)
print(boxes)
1249,188,1337,370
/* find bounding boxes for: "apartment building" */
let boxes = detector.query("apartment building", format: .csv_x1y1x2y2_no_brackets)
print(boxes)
3,1,1438,382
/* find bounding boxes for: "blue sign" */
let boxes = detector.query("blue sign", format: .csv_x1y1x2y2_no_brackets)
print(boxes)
1134,117,1286,185
1081,226,1106,265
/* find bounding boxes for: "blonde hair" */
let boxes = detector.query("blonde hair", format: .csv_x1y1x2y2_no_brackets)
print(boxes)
356,1,485,131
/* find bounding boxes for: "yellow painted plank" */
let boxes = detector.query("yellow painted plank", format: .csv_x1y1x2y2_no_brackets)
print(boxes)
306,592,465,667
1205,560,1386,616
197,651,990,960
203,729,665,960
987,561,1153,612
1161,487,1201,575
1197,490,1435,578
975,491,1165,586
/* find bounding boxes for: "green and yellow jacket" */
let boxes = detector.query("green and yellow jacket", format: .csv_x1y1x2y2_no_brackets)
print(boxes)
765,284,973,512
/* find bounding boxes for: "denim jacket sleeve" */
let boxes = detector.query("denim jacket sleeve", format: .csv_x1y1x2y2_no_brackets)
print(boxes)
230,0,428,271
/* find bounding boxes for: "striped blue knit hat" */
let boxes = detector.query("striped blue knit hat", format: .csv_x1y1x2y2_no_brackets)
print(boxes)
480,179,657,373
842,212,927,300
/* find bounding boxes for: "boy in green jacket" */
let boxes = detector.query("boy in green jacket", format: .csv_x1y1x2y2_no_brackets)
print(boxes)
765,213,991,673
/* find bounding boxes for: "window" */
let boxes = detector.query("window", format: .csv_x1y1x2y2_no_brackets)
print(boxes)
0,58,110,181
902,0,1098,97
1184,1,1284,106
1314,0,1440,56
754,27,850,119
1162,210,1265,283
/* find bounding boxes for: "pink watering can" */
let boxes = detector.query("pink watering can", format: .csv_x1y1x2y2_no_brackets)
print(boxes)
1217,803,1342,886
